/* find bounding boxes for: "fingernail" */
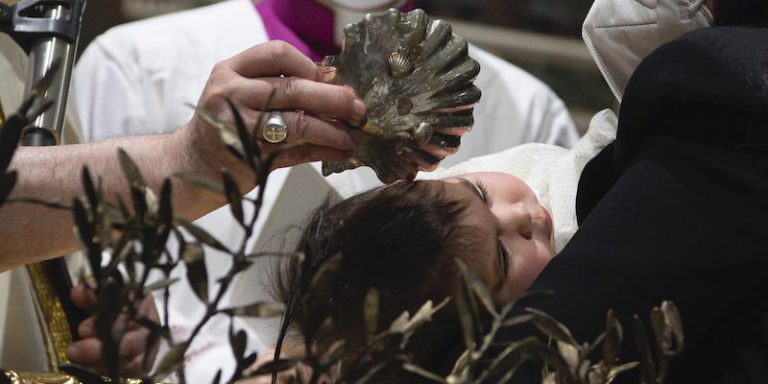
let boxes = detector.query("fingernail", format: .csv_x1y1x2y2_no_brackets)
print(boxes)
352,99,366,123
318,66,337,83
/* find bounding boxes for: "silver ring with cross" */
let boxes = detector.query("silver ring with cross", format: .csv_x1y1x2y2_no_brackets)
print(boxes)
262,111,288,144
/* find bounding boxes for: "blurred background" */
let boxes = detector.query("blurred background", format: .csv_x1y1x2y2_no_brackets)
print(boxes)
79,0,614,133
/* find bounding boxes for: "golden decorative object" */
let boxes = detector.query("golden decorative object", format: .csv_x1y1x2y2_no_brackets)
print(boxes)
5,371,77,384
24,264,73,371
3,371,145,384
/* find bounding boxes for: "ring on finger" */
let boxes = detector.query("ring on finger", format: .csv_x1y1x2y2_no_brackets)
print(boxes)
262,111,289,144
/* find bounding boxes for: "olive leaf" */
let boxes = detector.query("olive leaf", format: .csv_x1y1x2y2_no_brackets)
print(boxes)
97,276,125,379
649,302,684,358
177,218,230,253
249,358,300,377
221,301,286,318
229,328,248,360
225,97,258,171
245,251,300,260
650,308,669,358
607,362,640,383
143,328,163,374
364,288,380,342
402,363,447,383
557,341,581,373
455,259,485,355
153,342,190,380
320,340,347,367
475,336,541,383
456,259,497,319
73,197,102,281
211,370,222,384
0,111,25,173
542,372,557,384
0,171,17,207
81,166,99,210
306,254,343,312
30,59,61,96
602,309,623,368
632,315,657,384
182,242,208,303
117,148,146,192
194,107,245,159
157,178,173,226
221,169,245,227
455,273,479,353
501,313,536,328
388,299,449,339
144,277,180,293
661,301,684,355
526,307,578,346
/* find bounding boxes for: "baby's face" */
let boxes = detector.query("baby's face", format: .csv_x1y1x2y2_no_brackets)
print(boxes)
439,172,555,304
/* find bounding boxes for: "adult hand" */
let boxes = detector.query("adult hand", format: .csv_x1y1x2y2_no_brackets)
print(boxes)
181,41,366,189
66,284,160,377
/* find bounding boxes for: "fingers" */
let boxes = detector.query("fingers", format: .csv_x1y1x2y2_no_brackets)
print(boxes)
68,329,149,375
71,284,98,311
233,109,355,151
276,112,355,150
225,41,320,80
118,327,150,360
232,77,366,123
138,295,160,322
121,354,148,378
78,316,96,338
67,338,103,366
78,311,153,340
271,145,351,170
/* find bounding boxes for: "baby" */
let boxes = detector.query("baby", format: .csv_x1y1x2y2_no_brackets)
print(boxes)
267,110,616,375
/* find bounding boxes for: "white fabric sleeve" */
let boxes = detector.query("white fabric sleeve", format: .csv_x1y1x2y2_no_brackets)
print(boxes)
528,85,581,148
72,36,150,142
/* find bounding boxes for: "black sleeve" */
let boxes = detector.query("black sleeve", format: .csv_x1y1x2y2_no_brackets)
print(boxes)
524,137,768,376
499,25,768,383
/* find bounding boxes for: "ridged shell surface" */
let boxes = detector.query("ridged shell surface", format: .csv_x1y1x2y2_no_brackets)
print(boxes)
322,9,481,184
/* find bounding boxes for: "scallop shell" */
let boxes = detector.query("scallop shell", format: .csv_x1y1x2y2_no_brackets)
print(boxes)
322,8,481,184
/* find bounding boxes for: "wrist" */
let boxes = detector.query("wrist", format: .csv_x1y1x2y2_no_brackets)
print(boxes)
169,123,225,217
170,121,257,219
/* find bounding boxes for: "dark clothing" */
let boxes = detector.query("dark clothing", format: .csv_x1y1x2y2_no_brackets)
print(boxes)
505,25,768,382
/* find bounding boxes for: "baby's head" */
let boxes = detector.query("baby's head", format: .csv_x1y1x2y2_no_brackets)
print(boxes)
273,172,554,368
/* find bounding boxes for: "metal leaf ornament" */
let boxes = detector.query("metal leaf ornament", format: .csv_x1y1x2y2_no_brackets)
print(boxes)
322,8,481,184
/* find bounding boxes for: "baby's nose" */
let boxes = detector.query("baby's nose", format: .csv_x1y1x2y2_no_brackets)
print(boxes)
497,203,533,239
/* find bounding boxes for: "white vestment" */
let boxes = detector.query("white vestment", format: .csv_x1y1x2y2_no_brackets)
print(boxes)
71,0,579,380
0,34,83,371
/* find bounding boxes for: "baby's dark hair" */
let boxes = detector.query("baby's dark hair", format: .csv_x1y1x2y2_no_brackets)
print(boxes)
272,180,485,374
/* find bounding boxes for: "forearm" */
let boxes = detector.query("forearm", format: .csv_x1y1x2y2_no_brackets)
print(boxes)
0,41,365,272
0,127,222,271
